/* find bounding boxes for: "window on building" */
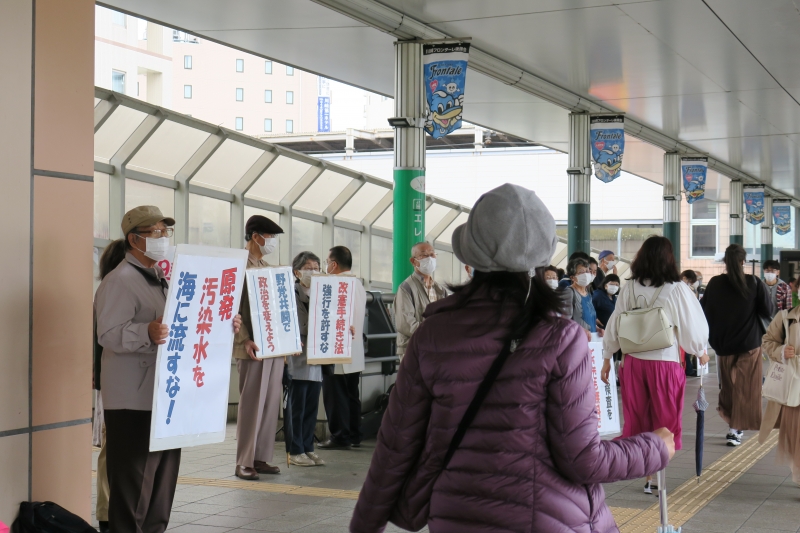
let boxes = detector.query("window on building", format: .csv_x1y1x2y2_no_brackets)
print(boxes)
112,11,126,27
265,61,272,74
286,66,294,76
236,59,244,72
184,85,192,99
264,90,272,103
235,117,243,131
286,119,294,133
286,91,294,104
111,70,126,93
689,199,718,258
264,119,272,132
236,88,244,101
184,55,192,69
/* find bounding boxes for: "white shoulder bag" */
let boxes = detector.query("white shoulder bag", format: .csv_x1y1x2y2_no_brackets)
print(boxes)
762,310,800,407
616,283,675,355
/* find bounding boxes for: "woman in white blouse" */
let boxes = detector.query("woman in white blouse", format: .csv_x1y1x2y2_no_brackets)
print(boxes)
600,236,709,494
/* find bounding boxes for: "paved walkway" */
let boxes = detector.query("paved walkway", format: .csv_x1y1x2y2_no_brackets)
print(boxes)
91,360,800,533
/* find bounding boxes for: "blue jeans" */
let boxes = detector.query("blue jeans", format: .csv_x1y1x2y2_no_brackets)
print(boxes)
290,380,321,455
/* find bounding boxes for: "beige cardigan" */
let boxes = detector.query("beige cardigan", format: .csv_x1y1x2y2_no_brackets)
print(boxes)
759,306,800,443
394,272,448,357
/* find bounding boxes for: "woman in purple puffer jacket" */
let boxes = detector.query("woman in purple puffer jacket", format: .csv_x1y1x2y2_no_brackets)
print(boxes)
350,184,674,533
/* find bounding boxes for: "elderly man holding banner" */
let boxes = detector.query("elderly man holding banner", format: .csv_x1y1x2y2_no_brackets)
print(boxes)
233,215,286,480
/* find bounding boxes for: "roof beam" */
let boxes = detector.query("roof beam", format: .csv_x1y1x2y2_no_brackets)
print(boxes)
230,149,280,247
426,207,461,244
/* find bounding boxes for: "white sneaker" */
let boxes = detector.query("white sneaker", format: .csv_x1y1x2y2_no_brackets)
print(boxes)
726,431,742,447
306,452,325,466
289,453,316,467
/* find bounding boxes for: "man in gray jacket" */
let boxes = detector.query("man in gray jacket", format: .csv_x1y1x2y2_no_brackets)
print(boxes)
394,242,448,358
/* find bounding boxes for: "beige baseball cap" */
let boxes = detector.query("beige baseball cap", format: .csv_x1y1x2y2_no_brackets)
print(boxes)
121,205,176,236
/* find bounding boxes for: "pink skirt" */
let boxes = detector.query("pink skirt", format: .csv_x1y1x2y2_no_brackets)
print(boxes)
619,356,686,450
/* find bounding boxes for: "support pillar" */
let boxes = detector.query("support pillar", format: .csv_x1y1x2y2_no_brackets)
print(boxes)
730,180,743,246
663,153,681,268
761,195,773,273
392,41,426,291
567,113,591,256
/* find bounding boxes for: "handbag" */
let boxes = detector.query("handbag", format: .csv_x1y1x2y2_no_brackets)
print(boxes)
762,310,800,407
389,337,517,531
616,283,675,355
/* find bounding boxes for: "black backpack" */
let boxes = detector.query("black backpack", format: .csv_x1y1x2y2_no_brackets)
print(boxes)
11,502,96,533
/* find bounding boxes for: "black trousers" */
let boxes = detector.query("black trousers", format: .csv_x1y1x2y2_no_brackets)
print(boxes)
322,373,362,445
104,410,181,533
290,380,322,455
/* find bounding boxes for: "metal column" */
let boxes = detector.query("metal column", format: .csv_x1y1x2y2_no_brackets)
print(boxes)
392,41,426,291
730,181,743,246
663,153,681,268
567,113,591,256
761,195,773,272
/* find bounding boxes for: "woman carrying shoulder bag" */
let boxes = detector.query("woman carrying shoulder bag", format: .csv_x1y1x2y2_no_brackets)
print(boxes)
701,244,771,446
350,184,674,533
601,236,709,494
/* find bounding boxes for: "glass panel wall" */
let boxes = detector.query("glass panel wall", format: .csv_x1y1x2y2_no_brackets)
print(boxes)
125,179,174,218
188,193,230,247
94,172,110,240
434,250,453,285
371,235,393,284
291,217,322,263
333,226,361,278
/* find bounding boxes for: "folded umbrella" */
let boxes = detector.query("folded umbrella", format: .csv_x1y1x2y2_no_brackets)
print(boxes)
282,361,293,468
693,374,709,481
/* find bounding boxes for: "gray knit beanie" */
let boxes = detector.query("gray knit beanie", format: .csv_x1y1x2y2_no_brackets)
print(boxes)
452,184,557,273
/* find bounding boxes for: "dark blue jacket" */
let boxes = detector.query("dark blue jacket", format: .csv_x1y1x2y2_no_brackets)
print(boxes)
592,290,617,329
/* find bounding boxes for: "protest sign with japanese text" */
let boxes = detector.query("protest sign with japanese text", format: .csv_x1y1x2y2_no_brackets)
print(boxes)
246,266,302,358
589,342,621,436
150,244,248,452
307,275,355,365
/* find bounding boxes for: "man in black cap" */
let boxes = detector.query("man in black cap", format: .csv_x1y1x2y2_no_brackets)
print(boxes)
233,215,286,479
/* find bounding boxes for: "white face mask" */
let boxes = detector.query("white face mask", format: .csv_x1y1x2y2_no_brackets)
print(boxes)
589,273,596,283
298,269,316,288
607,285,619,295
138,236,170,262
765,272,778,283
546,279,559,290
416,256,437,276
576,272,593,287
693,281,700,288
605,260,616,270
258,237,277,256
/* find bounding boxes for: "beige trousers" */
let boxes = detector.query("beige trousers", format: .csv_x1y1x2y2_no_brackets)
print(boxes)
236,357,284,467
96,424,109,522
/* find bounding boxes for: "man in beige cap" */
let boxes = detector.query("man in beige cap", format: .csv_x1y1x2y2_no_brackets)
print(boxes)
95,206,242,533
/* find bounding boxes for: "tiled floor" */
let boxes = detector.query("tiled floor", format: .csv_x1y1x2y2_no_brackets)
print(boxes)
91,359,800,533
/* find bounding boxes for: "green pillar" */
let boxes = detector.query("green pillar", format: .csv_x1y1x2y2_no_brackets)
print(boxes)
393,169,425,289
567,113,591,257
664,221,681,268
761,243,773,267
568,203,591,256
729,181,743,247
663,153,682,270
729,234,743,246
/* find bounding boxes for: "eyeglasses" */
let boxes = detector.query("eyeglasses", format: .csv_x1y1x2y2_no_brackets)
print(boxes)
135,227,174,238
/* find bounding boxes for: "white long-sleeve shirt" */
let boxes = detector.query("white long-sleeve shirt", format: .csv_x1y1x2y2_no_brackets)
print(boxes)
603,280,709,363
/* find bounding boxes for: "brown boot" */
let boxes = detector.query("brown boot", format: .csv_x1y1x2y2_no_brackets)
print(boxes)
254,461,281,475
235,465,259,480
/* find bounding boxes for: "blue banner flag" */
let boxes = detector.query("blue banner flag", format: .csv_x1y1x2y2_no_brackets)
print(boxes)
317,96,330,132
681,157,708,204
423,42,470,139
589,115,625,183
744,186,765,225
774,200,792,236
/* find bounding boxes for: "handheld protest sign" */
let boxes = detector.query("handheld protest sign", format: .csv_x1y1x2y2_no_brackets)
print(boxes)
156,246,177,282
150,244,248,452
307,275,356,365
246,266,302,358
589,342,621,436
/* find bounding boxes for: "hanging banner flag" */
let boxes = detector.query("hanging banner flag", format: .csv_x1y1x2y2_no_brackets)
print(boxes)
150,244,248,452
588,342,620,436
317,96,331,132
307,275,356,364
589,115,625,183
423,42,470,139
245,266,302,358
681,156,708,204
744,185,766,225
774,199,792,236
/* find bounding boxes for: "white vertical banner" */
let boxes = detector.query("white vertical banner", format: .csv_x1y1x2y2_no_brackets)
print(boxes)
150,244,248,452
307,275,355,365
589,342,621,436
246,266,302,358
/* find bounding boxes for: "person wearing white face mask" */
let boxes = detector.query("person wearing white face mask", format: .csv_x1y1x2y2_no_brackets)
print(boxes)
543,265,560,290
592,250,617,292
233,215,286,479
763,259,792,319
395,242,448,359
565,257,603,341
593,274,620,331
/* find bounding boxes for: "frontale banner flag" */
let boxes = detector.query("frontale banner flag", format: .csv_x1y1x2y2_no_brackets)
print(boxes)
150,244,248,452
589,115,625,183
307,275,356,365
589,342,620,436
246,266,302,358
774,199,792,236
423,42,470,139
744,185,766,225
681,156,708,204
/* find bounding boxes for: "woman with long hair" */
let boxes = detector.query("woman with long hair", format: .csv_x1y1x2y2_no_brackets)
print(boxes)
351,185,674,533
601,236,709,494
701,244,771,446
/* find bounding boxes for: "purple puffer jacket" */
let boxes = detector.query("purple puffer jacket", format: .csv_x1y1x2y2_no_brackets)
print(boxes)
351,290,668,533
